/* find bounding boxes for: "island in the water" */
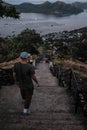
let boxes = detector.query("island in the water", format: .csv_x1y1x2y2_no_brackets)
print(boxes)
15,1,84,17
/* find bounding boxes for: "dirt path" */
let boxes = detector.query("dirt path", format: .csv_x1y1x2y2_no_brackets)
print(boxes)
0,62,87,130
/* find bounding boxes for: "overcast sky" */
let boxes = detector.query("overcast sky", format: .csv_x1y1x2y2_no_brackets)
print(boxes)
4,0,87,5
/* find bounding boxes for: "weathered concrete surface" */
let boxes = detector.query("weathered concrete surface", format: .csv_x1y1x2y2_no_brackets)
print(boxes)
0,62,87,130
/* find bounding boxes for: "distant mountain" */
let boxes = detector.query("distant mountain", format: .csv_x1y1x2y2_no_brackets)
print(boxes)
72,2,87,9
15,1,83,16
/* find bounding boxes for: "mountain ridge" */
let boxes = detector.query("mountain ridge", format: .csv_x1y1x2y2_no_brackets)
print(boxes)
15,1,83,16
72,2,87,9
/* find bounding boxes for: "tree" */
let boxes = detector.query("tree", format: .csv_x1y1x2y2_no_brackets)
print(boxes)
14,29,43,55
0,0,20,18
0,29,43,62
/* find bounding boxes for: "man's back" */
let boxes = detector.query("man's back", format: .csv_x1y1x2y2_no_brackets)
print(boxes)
14,62,35,89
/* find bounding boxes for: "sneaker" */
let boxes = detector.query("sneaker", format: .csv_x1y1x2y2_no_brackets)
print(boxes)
23,108,30,115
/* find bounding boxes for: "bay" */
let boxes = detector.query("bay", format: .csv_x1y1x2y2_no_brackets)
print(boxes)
0,10,87,37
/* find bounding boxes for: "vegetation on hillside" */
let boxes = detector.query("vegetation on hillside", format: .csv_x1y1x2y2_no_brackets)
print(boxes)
0,0,19,18
0,29,43,63
43,27,87,62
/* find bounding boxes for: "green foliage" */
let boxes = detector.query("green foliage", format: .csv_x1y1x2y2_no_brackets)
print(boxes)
0,0,20,18
5,6,20,18
14,29,43,54
72,40,87,61
0,29,43,63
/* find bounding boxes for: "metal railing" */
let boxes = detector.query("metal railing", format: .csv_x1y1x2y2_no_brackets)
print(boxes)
50,64,87,116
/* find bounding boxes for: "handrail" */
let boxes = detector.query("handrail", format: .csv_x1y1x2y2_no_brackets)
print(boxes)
50,63,87,115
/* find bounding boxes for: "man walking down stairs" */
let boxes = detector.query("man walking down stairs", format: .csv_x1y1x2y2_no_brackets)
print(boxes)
0,61,87,130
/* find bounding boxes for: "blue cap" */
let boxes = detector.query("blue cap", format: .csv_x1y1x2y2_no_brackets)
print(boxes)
20,51,30,59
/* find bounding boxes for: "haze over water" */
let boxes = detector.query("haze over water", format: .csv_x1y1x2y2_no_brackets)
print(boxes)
0,10,87,37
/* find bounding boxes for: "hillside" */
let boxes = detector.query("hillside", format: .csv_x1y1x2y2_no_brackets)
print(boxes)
15,1,83,16
72,2,87,9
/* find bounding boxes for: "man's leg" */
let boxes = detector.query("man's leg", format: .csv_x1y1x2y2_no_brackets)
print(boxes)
20,89,26,100
23,88,33,114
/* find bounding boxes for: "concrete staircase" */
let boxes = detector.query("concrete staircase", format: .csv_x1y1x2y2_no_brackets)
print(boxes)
0,61,87,130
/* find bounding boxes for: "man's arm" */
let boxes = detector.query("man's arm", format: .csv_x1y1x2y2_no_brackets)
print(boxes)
13,71,20,86
13,71,16,82
32,74,39,87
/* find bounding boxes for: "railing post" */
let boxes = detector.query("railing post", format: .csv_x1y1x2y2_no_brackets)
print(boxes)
68,69,72,90
58,66,63,87
75,91,79,113
58,66,61,86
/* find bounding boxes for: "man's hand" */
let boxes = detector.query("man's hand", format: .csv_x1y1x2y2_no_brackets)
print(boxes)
35,83,39,87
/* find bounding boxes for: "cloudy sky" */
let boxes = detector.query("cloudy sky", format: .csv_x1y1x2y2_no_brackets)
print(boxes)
4,0,87,5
